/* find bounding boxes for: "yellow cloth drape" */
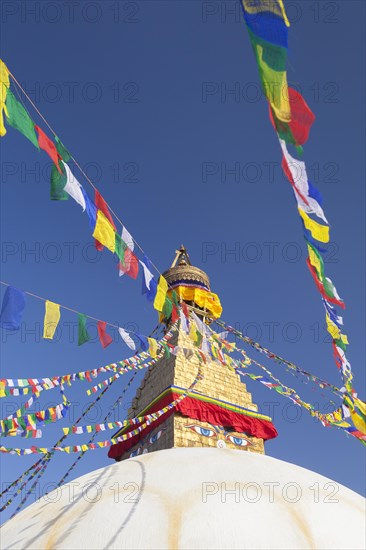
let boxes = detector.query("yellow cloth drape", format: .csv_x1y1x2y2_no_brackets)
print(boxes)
173,286,223,319
298,208,329,243
92,210,116,252
43,300,61,340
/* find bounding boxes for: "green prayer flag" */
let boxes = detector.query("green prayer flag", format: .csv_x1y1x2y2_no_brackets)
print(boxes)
161,342,170,359
171,290,179,307
115,233,126,263
5,90,39,149
162,296,173,319
50,161,68,200
78,314,90,346
55,135,71,162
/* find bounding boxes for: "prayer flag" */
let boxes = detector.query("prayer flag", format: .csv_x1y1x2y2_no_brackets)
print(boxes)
34,125,62,173
55,136,71,162
78,314,90,346
97,321,113,348
298,208,329,243
135,333,149,352
62,161,86,211
81,188,97,230
50,162,68,201
118,327,136,350
0,59,10,136
140,256,154,294
153,276,168,312
122,227,134,251
5,90,39,148
118,248,138,279
93,210,116,252
43,301,60,340
0,286,25,331
148,337,158,358
94,191,116,250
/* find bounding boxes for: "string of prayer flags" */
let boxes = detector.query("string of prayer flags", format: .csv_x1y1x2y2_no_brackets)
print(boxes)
0,59,10,136
0,286,26,331
78,314,90,346
43,301,60,340
118,327,136,350
34,125,62,173
62,161,86,211
153,275,168,312
97,321,113,349
94,191,117,250
5,89,39,149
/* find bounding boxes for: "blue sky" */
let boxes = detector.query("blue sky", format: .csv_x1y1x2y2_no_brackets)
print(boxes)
0,0,365,522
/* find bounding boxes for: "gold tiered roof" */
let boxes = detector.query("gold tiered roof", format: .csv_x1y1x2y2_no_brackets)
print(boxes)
163,245,211,291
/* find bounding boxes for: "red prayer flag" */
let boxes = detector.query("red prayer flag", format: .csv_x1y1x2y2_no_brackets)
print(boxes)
181,302,189,318
171,305,179,324
34,125,62,173
269,88,316,147
94,190,116,250
97,320,113,348
118,248,139,279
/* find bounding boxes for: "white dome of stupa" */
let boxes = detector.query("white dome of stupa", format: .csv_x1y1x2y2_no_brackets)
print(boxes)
1,448,365,550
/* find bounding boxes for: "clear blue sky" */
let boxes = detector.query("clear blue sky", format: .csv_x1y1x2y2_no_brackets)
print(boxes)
0,0,365,522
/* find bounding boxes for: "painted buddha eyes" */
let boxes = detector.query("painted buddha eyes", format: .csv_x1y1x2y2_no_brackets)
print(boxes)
186,424,215,437
149,429,164,444
185,423,252,447
227,435,251,447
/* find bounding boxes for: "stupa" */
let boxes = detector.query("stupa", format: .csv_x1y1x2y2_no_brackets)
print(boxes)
1,249,365,550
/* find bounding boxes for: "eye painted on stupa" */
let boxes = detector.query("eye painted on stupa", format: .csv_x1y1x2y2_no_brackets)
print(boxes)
226,434,252,447
185,424,216,438
129,447,142,458
149,429,164,445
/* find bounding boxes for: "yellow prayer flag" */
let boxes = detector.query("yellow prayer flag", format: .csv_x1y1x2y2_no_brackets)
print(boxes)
325,314,341,340
92,210,116,253
0,59,10,136
298,208,329,243
307,244,322,278
148,337,158,358
351,411,366,435
43,301,61,340
256,45,290,123
242,0,290,26
341,334,349,345
0,381,5,398
153,276,168,312
355,398,366,417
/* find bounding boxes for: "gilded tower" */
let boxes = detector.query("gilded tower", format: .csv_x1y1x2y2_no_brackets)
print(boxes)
109,247,277,461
